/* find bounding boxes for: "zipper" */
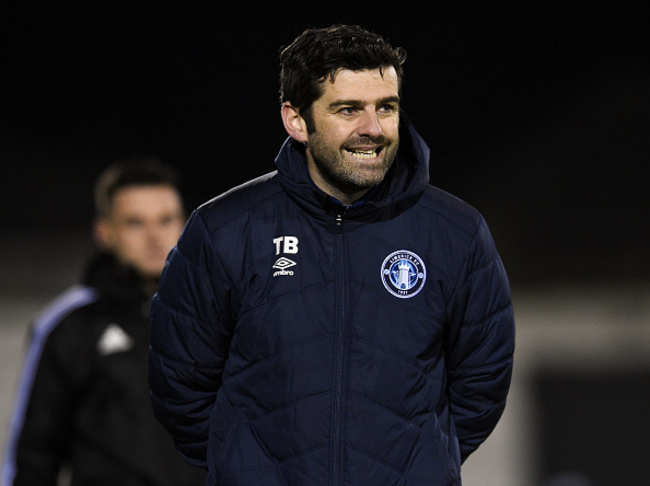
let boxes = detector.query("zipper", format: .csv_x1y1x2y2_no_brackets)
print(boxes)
330,211,346,485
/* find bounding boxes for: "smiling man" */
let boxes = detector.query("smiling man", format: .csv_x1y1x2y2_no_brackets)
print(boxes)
149,25,515,485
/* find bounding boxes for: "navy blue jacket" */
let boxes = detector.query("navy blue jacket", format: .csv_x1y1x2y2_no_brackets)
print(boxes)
149,116,515,485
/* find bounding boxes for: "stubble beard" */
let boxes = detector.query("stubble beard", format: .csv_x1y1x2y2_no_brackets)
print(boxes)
306,132,400,198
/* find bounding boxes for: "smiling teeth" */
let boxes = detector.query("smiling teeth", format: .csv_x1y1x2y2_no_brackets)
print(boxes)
348,149,377,160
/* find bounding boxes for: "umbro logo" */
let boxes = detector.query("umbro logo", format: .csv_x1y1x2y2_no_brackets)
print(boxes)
273,257,297,270
272,236,299,277
273,257,296,277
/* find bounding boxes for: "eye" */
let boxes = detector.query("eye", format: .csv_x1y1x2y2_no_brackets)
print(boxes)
378,102,398,114
338,106,357,115
124,218,145,229
159,215,177,226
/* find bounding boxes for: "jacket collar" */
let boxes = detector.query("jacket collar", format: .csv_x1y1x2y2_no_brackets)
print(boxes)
82,252,152,305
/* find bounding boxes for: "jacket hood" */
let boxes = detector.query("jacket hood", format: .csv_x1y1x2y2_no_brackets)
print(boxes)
275,111,430,221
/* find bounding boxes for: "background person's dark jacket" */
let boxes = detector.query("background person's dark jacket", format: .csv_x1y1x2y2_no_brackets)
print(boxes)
149,114,515,485
3,253,207,486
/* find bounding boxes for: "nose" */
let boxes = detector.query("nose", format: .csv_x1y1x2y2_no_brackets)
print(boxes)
357,108,382,138
145,222,165,244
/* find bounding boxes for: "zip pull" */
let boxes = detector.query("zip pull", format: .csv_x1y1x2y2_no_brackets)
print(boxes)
336,213,343,226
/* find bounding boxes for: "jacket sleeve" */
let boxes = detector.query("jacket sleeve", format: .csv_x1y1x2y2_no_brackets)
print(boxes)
445,216,515,463
4,314,88,486
148,210,233,469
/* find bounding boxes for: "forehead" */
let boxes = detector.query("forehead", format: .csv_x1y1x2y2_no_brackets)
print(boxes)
110,185,181,215
319,67,399,102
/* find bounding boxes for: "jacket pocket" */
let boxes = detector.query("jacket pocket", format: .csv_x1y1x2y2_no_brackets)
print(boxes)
405,411,459,485
209,394,277,478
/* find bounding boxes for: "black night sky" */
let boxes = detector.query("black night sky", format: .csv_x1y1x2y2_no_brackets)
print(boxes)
1,2,648,285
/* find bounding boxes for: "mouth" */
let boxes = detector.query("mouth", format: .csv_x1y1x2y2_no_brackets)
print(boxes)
345,147,383,160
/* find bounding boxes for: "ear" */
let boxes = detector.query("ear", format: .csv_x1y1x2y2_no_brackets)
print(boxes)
93,218,114,251
281,102,309,143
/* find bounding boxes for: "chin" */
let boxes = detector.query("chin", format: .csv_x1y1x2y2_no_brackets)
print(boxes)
135,265,164,280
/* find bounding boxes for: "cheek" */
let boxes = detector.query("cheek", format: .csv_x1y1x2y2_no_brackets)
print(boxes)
323,130,352,152
314,119,349,144
163,229,182,248
115,231,143,254
382,118,400,138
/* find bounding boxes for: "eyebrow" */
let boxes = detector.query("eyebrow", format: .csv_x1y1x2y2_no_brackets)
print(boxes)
328,95,400,109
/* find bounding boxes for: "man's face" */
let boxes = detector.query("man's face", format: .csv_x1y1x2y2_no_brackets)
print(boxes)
303,67,400,204
95,185,185,279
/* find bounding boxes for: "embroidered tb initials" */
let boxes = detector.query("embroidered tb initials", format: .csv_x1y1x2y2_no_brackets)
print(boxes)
273,236,299,255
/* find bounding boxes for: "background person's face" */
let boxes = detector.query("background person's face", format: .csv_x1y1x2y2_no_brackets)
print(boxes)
304,67,400,204
96,185,185,279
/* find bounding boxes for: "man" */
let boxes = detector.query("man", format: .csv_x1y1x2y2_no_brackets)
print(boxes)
149,25,515,485
2,158,207,485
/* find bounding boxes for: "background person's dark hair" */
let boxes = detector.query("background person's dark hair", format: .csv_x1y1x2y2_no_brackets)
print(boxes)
279,24,407,132
94,155,182,218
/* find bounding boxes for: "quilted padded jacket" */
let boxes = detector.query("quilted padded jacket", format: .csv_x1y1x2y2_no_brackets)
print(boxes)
149,115,515,485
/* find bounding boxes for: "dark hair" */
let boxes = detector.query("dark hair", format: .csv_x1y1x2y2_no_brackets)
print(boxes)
94,155,181,217
279,24,407,129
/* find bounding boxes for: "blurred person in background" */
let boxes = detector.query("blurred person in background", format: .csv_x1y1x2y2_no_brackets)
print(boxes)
1,157,207,486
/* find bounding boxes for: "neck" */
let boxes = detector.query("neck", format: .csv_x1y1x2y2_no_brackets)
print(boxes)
141,277,160,298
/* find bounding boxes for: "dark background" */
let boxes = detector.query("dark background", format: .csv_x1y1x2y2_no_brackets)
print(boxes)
535,370,650,485
1,2,648,285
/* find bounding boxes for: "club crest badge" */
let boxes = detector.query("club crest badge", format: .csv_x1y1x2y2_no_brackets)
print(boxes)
381,250,426,298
